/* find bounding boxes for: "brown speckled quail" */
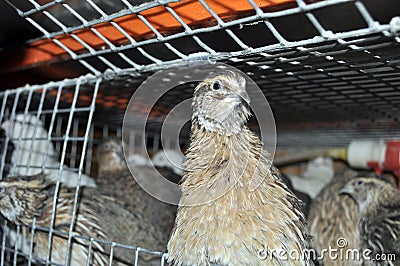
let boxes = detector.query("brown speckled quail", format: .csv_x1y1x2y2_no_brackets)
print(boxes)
0,173,108,265
167,70,311,266
83,191,166,266
0,173,165,265
96,138,177,249
340,177,400,266
308,169,360,266
309,169,397,266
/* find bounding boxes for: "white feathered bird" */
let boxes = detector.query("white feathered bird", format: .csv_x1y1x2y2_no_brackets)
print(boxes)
288,156,334,198
1,114,96,187
152,149,184,176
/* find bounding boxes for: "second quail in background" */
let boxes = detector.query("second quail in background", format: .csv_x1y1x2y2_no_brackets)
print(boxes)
96,138,177,246
340,176,400,265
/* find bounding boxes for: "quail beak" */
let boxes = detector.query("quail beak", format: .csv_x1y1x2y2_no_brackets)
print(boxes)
240,91,250,104
339,185,354,196
226,91,250,105
225,91,250,105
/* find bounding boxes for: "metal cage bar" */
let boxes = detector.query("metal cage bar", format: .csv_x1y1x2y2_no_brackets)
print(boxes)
1,0,398,78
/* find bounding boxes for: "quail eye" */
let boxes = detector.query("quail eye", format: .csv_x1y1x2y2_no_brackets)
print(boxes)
356,180,363,186
212,81,222,91
104,143,111,150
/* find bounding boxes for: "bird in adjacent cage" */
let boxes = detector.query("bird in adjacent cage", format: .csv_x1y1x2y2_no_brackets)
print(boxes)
96,138,177,246
340,176,400,266
308,168,361,265
152,149,184,184
288,156,335,199
0,173,108,266
0,173,46,225
116,144,183,184
308,169,397,266
0,171,166,265
79,188,166,266
90,199,166,266
167,70,311,265
1,114,96,187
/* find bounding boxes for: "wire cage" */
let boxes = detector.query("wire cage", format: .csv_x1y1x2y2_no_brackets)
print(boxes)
0,0,399,265
0,80,172,265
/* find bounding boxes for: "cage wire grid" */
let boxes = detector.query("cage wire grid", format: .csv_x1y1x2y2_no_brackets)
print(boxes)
0,78,170,265
2,0,399,76
0,0,398,147
0,0,399,265
0,78,101,266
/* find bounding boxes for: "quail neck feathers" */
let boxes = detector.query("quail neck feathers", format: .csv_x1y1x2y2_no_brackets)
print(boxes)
167,71,309,266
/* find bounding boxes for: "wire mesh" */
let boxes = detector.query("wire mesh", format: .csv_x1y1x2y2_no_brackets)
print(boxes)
1,0,399,78
0,0,397,149
0,78,173,265
0,0,399,265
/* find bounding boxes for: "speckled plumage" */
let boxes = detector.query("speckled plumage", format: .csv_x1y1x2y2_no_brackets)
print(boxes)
308,169,361,265
31,189,109,266
309,170,398,266
81,190,165,266
96,139,176,249
167,71,310,266
340,177,400,266
0,173,46,225
0,173,108,266
28,186,162,265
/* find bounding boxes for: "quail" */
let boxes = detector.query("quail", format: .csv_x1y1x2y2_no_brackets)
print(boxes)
309,169,397,265
96,138,177,247
340,176,400,265
167,70,311,265
81,189,166,266
308,168,361,265
0,173,107,265
0,172,168,265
